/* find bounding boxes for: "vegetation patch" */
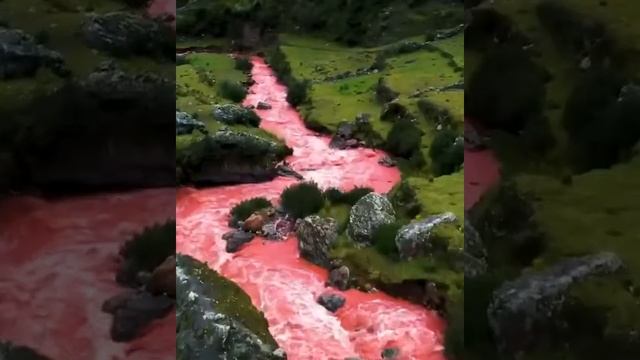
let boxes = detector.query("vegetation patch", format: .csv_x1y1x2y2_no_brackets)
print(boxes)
280,181,324,218
229,197,273,227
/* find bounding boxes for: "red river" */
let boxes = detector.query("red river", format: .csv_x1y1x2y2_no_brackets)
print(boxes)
176,57,445,360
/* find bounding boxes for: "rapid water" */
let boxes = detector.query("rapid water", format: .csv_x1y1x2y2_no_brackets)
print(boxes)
0,189,176,359
176,57,445,360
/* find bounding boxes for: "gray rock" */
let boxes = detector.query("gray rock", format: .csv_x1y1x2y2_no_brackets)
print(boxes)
395,212,457,259
261,217,295,241
488,252,624,356
464,216,487,280
176,254,282,360
275,163,304,180
296,215,338,267
0,341,51,360
378,156,396,167
348,193,396,244
257,101,272,110
212,104,260,127
103,290,174,342
82,12,173,58
222,230,254,253
328,265,350,290
0,27,68,79
317,293,346,312
176,111,207,135
82,60,173,101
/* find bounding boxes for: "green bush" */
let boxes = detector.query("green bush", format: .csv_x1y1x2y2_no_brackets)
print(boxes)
418,98,454,126
386,118,422,159
466,45,547,133
375,78,399,104
286,77,311,107
120,221,175,272
389,180,422,219
429,129,463,176
229,197,273,226
218,80,247,103
324,186,374,206
280,182,324,218
234,57,253,72
373,222,402,256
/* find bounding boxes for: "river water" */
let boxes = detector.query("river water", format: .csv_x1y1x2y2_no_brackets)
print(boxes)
176,57,445,360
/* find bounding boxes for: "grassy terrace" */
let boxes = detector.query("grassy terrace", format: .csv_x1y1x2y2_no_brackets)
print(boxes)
176,52,286,143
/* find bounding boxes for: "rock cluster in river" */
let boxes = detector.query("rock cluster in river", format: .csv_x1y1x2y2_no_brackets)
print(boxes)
0,27,68,79
488,252,624,356
348,193,396,244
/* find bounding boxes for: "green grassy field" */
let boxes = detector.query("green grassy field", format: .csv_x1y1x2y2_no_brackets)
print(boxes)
0,0,172,113
282,32,464,169
176,52,286,143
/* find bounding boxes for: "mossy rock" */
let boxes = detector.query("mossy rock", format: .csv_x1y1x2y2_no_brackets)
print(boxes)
176,253,284,360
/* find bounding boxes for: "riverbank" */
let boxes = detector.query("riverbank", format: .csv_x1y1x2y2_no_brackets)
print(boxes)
177,57,446,359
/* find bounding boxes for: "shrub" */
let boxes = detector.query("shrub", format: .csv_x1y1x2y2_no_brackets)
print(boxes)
389,180,422,219
466,45,547,133
371,53,387,71
234,57,253,72
120,221,175,272
386,118,422,158
229,197,273,226
280,182,324,218
218,80,247,103
417,98,454,126
373,222,402,256
324,186,374,206
286,77,310,106
375,78,399,104
429,129,463,176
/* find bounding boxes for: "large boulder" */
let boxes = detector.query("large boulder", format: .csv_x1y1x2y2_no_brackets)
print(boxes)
348,193,396,244
176,254,284,360
488,252,624,357
296,215,338,268
0,27,68,79
327,265,350,290
176,111,207,135
395,212,457,259
82,12,173,58
212,104,260,127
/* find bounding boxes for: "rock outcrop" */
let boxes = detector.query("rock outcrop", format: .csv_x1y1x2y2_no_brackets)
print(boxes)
296,215,338,268
348,193,396,244
176,111,207,135
82,12,173,58
488,252,624,357
0,27,68,79
103,290,174,342
395,212,457,259
176,254,284,360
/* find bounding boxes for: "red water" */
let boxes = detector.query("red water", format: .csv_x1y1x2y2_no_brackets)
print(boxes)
464,120,501,209
0,189,176,359
176,57,445,360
